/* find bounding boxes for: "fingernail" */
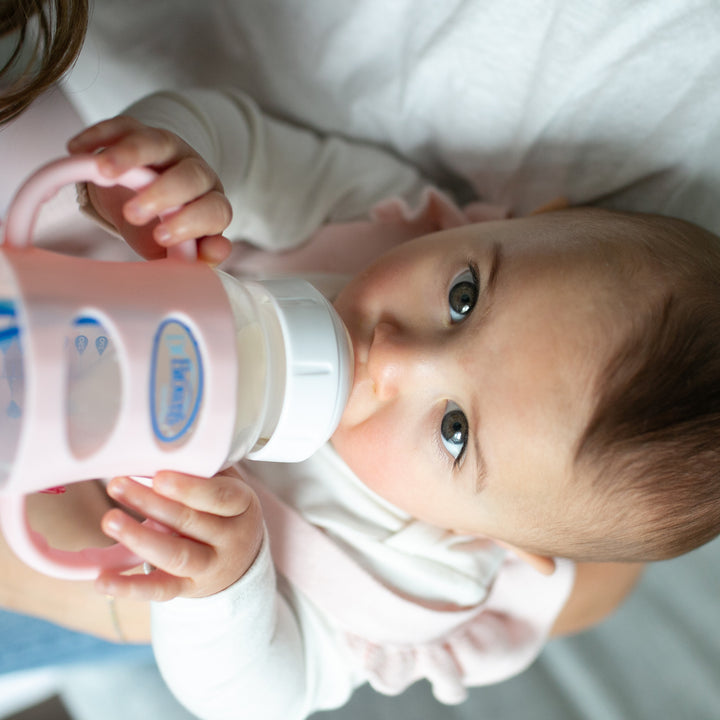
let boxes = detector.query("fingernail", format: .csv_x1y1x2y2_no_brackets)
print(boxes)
125,200,151,223
200,239,230,267
107,477,127,497
154,226,173,245
153,471,175,494
103,520,121,538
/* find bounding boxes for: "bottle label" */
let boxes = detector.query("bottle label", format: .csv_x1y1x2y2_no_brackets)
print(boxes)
0,299,21,420
0,299,22,482
150,319,203,444
66,316,121,458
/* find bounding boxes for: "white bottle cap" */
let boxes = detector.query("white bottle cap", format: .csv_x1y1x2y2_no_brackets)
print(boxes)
246,278,353,462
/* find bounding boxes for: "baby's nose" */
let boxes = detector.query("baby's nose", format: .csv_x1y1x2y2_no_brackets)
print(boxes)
367,321,428,400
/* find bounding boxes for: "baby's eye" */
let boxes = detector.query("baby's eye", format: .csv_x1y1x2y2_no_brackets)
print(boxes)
441,401,468,464
448,265,479,323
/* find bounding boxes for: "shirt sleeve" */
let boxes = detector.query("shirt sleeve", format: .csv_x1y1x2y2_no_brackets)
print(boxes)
123,87,428,251
150,531,359,720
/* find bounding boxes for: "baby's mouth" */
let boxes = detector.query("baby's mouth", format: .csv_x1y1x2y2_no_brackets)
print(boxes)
340,316,370,376
336,374,377,429
335,327,380,428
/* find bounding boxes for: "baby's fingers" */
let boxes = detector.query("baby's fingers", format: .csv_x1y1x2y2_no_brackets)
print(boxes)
122,157,223,225
101,507,213,584
153,470,256,518
106,476,221,545
67,116,139,154
150,194,233,252
197,235,233,266
96,566,185,602
102,473,263,599
68,117,187,177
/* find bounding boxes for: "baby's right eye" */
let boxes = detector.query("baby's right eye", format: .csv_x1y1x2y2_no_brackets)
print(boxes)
448,264,479,323
441,401,468,465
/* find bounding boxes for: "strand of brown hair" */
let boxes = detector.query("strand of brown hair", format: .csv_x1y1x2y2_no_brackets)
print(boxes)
0,0,88,125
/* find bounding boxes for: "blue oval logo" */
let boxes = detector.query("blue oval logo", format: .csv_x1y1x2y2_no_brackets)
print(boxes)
150,319,203,444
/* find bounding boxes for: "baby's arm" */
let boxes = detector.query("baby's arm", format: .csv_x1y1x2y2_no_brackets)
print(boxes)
150,528,355,720
98,469,355,720
112,87,430,252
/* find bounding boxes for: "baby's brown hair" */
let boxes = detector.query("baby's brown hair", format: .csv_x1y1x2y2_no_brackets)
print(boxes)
575,211,720,561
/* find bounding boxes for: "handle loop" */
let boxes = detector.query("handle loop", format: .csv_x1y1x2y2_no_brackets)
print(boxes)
0,493,145,580
1,154,196,260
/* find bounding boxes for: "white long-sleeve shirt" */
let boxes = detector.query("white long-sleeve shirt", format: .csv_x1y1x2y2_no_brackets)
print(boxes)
124,87,429,250
123,88,574,720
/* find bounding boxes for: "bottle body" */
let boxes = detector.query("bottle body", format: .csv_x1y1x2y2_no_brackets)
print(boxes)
0,248,352,581
0,248,353,490
219,272,276,462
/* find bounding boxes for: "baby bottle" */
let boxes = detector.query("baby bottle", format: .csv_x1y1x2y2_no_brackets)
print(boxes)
0,155,353,579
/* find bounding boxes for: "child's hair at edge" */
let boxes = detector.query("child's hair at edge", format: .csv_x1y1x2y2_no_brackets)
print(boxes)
571,209,720,563
0,0,88,124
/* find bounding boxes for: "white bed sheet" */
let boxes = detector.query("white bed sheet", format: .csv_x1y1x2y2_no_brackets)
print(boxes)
65,0,720,235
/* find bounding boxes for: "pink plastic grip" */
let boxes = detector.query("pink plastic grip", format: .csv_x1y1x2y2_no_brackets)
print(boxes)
0,154,200,578
0,494,145,579
2,154,196,260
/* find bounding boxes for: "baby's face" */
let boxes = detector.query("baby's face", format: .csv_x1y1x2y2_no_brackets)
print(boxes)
332,211,637,556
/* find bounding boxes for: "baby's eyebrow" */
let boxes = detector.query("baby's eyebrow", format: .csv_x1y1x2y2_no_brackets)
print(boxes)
486,242,503,305
473,241,503,327
472,432,487,493
470,242,501,494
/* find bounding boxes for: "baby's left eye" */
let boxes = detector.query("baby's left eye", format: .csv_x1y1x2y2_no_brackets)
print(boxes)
448,265,479,323
441,401,468,464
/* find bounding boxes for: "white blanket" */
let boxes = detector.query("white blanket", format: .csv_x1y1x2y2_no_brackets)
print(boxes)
65,0,720,234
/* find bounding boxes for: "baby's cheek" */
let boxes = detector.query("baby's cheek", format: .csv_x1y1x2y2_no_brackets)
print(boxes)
332,421,411,507
331,424,376,482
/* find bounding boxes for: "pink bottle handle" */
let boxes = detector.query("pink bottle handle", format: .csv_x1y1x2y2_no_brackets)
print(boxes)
0,494,146,579
0,154,196,579
2,154,196,260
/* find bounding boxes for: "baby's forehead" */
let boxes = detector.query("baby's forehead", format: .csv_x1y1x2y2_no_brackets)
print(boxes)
508,210,674,289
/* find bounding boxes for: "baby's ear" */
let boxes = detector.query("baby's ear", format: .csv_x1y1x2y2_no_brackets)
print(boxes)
495,540,557,575
530,196,570,215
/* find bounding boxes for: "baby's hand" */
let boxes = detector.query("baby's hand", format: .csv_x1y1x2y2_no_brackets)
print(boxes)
67,117,232,265
96,470,263,600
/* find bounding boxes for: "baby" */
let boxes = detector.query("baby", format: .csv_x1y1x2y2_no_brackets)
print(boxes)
64,89,720,719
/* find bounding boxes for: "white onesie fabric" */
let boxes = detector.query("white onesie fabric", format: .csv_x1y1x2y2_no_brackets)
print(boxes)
152,445,573,720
